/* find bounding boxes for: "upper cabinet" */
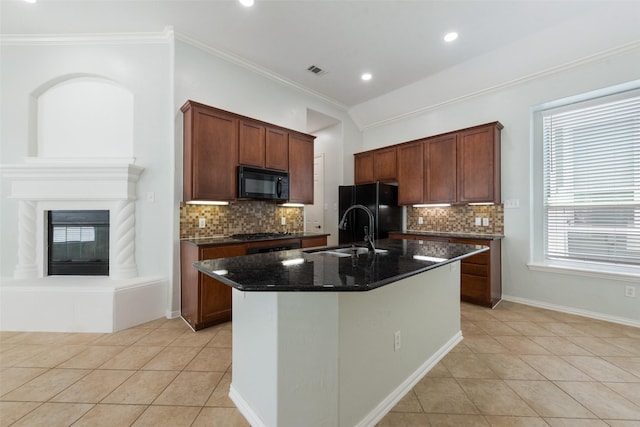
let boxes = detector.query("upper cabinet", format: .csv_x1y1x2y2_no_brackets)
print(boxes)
354,147,397,184
288,133,315,204
397,142,424,205
182,101,238,202
354,152,374,184
424,133,457,204
353,121,502,205
265,127,289,171
182,100,315,203
457,122,502,203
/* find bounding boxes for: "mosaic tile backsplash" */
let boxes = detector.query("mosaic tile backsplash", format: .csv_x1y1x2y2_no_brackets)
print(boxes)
180,201,304,239
407,204,504,235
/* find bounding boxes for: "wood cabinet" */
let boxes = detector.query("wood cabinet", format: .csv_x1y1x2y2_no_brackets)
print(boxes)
425,133,457,204
238,121,289,171
182,101,238,202
180,242,247,330
182,100,314,203
353,122,502,205
238,119,266,168
396,142,424,205
373,147,397,181
300,235,328,248
265,127,289,171
389,232,502,308
457,122,502,203
354,152,374,184
288,133,315,204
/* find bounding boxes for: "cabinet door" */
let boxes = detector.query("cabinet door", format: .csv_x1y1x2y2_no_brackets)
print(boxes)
288,133,315,204
457,124,501,203
238,119,265,168
265,127,288,171
354,152,374,184
199,244,247,328
373,147,397,182
425,134,457,204
184,104,238,201
300,236,327,248
396,142,424,205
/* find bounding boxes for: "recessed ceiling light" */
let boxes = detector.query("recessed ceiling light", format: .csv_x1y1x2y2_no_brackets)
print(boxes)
361,73,372,81
239,0,254,7
444,32,458,42
23,0,37,3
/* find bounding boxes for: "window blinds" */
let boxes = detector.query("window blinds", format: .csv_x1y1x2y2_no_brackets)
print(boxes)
542,91,640,266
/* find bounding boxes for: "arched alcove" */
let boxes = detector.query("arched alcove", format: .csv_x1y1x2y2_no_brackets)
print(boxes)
36,77,134,158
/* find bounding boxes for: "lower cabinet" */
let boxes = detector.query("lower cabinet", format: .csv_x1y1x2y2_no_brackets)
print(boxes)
301,235,328,248
180,242,247,331
389,233,502,308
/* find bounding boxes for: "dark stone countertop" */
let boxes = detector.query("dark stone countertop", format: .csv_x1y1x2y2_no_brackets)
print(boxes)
193,238,488,292
391,230,504,240
181,232,330,247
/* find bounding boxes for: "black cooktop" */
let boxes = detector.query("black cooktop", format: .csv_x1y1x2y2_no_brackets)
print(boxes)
230,232,294,241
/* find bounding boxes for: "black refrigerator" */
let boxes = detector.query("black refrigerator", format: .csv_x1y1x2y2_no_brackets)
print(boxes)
338,182,403,245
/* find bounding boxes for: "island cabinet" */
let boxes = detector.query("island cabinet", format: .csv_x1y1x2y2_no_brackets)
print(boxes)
396,141,424,205
180,242,247,330
300,235,327,248
457,122,503,203
389,232,502,307
182,101,238,202
288,132,315,204
238,120,289,171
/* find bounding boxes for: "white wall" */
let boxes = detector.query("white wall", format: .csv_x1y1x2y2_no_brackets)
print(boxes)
0,37,174,307
356,46,640,324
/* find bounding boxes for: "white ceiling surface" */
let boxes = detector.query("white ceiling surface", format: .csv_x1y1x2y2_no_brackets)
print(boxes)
2,0,640,129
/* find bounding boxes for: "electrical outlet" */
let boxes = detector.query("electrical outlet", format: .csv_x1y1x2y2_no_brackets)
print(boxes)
475,217,481,226
198,218,206,228
625,285,636,298
146,192,155,203
418,217,423,225
281,217,286,225
394,330,401,351
482,218,489,226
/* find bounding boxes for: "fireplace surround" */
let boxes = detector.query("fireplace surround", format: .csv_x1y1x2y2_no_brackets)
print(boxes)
1,158,167,332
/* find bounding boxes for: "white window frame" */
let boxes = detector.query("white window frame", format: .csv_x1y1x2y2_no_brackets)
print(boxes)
528,81,640,282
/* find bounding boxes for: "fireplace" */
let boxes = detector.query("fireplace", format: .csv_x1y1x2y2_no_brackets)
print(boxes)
48,210,110,276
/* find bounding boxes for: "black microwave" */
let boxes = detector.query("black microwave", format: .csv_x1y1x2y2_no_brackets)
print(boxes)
238,166,289,201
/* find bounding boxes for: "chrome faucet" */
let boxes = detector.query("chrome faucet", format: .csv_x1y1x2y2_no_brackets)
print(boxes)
338,204,376,253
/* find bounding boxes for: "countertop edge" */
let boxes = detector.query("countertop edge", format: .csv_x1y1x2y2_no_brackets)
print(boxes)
391,230,504,240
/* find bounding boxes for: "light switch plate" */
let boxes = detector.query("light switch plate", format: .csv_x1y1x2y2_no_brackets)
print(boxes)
482,218,489,226
475,217,481,226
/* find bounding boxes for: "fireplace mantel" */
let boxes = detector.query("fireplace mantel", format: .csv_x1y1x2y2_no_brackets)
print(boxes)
1,158,144,280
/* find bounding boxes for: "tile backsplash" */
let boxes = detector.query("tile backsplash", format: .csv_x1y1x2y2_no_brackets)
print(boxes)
407,204,504,235
180,201,304,239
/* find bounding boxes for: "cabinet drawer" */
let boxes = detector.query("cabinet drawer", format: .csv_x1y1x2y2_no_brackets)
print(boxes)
461,262,488,277
461,274,488,300
201,244,247,260
463,251,489,265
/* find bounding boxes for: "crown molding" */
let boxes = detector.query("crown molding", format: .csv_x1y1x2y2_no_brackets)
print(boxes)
175,31,348,113
0,28,173,46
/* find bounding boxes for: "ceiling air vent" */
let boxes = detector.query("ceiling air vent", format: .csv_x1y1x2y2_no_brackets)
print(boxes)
307,65,328,76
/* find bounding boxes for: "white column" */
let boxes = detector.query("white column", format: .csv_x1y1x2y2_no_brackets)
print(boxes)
110,199,138,279
14,200,39,279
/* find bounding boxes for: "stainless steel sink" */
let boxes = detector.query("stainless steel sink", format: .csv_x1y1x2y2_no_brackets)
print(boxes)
303,246,388,257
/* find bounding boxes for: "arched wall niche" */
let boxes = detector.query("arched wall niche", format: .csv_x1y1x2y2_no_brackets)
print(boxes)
32,75,134,159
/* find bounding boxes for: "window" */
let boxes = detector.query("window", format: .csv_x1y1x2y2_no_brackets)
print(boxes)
541,90,640,268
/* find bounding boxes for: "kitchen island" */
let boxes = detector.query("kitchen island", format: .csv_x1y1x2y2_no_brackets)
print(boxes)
194,238,487,427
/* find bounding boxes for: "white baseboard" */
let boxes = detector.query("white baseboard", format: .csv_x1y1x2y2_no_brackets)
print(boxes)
502,295,640,328
229,384,267,427
356,331,463,427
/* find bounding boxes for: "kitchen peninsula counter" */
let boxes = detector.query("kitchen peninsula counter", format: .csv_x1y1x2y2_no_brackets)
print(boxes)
194,238,485,427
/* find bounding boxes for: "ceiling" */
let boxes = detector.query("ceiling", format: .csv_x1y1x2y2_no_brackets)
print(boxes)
0,0,630,109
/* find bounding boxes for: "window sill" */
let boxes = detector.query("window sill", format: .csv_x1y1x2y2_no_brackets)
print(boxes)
527,260,640,283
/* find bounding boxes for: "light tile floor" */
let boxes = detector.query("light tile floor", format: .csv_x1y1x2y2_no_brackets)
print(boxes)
1,301,639,426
